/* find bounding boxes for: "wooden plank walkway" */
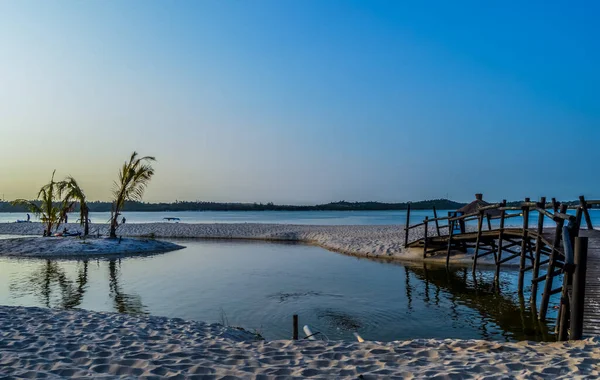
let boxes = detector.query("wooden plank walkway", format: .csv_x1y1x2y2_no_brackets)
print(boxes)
407,228,557,251
580,229,600,337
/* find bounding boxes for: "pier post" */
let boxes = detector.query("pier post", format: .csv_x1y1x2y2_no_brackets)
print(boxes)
557,229,574,341
404,204,411,247
579,196,593,230
531,197,546,305
446,219,455,268
518,198,531,294
472,211,484,276
495,200,507,283
433,206,441,236
570,237,588,340
293,314,299,340
423,217,429,258
540,204,568,321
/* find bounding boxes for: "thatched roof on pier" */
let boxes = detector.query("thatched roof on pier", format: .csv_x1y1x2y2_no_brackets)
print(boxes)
457,194,502,217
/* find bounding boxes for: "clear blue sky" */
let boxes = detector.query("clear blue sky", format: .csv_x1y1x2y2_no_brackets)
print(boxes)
0,1,597,203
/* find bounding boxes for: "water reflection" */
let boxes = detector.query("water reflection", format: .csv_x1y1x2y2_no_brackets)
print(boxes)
10,260,88,309
9,259,146,314
404,263,553,341
108,259,146,314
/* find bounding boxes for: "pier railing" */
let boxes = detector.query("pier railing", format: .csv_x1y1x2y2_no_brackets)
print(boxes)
403,195,597,341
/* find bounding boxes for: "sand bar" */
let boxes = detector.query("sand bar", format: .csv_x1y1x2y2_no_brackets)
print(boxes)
0,236,183,257
0,222,492,264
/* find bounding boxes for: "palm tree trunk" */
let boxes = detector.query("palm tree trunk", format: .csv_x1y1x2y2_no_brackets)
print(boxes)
84,209,89,236
110,205,118,238
110,219,117,238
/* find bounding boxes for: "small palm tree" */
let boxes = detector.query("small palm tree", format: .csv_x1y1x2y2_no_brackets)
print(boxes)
12,170,65,235
109,152,156,238
57,176,90,236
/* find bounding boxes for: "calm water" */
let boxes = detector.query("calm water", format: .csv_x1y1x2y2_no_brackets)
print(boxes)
0,239,557,342
2,209,598,227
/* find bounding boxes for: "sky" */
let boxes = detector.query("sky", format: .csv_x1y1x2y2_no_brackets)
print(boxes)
0,1,598,204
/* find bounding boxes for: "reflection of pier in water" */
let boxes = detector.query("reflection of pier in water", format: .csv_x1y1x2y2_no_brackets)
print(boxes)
404,264,553,341
9,259,146,314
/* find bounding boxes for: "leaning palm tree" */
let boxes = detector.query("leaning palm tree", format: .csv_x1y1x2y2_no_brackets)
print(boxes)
12,170,66,236
109,152,156,238
57,176,90,236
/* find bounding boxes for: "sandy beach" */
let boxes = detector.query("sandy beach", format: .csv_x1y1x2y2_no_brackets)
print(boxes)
0,305,596,379
0,222,493,264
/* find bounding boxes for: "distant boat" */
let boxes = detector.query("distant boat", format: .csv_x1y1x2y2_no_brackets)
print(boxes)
163,217,181,221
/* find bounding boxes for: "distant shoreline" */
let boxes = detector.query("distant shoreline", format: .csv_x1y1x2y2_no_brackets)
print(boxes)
0,199,465,213
1,199,591,213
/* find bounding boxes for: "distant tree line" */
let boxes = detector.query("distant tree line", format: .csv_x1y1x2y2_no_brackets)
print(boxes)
3,198,592,214
0,199,467,212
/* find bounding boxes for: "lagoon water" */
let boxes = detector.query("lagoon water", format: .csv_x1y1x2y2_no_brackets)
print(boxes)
0,239,557,342
2,209,599,227
0,209,568,341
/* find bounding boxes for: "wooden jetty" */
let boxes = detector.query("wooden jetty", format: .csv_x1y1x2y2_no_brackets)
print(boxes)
404,194,599,341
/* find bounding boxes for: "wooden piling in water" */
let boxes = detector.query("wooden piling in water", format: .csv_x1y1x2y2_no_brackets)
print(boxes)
293,314,299,340
557,229,574,341
570,237,588,340
472,210,484,276
423,216,429,258
433,206,441,236
446,219,455,268
518,198,531,294
494,200,507,283
531,197,546,304
539,204,568,321
404,204,411,247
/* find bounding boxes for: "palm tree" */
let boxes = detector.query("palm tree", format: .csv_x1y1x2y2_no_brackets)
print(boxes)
57,176,90,236
109,152,156,238
12,170,65,235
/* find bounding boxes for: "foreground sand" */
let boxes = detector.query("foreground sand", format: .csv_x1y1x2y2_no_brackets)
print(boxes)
0,222,493,264
0,306,598,379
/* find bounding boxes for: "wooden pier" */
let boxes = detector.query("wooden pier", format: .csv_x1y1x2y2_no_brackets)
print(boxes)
580,229,600,337
404,194,599,341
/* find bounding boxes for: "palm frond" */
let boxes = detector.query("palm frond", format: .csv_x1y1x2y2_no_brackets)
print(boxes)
11,199,43,215
110,152,156,237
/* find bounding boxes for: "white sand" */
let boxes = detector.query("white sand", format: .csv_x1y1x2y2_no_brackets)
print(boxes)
0,305,598,379
0,236,184,257
0,222,494,264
